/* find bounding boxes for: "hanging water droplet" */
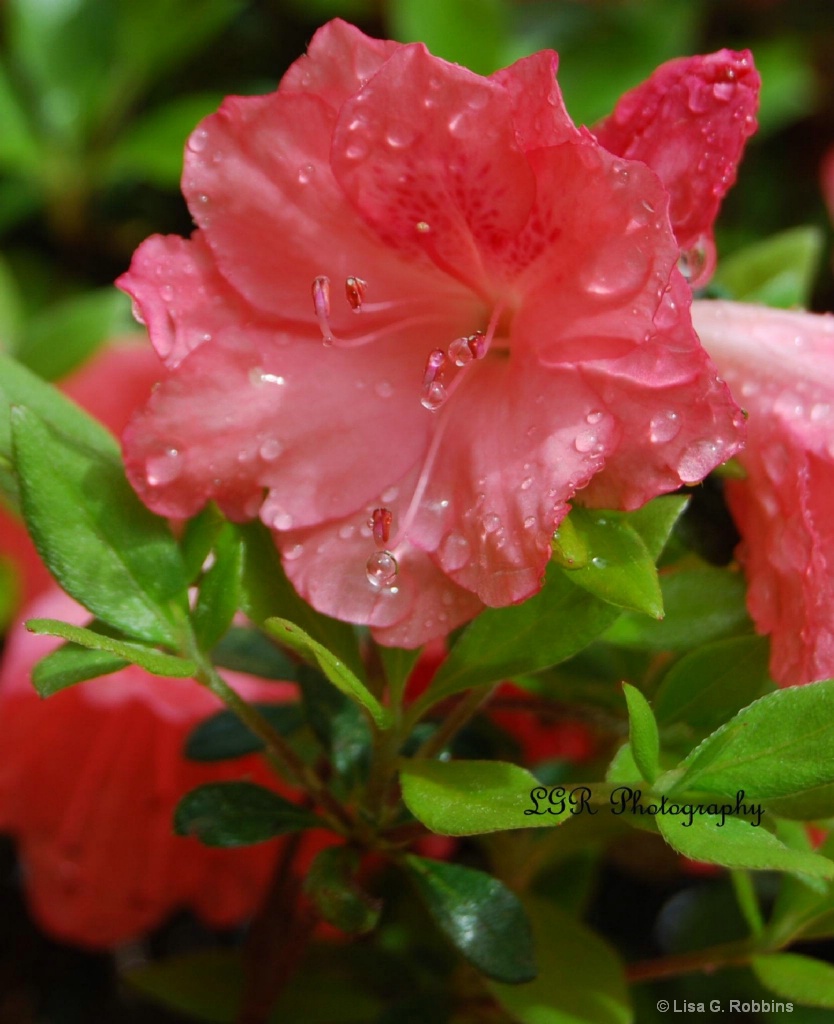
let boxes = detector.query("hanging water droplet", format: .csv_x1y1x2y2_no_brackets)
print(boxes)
421,381,447,411
188,128,209,153
366,550,398,588
130,300,145,325
146,448,181,486
678,243,708,285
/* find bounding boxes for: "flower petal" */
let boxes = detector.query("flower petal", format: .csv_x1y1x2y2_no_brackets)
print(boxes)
694,300,834,684
594,50,760,286
332,42,536,294
490,50,578,150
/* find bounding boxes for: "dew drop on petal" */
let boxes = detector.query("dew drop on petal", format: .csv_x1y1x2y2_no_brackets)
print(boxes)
586,409,604,425
678,242,708,284
520,476,533,491
381,485,399,503
146,448,181,486
440,532,470,570
188,128,208,153
284,543,304,561
259,439,282,461
297,163,315,184
574,430,598,453
366,550,398,588
480,513,501,537
338,523,356,540
649,410,681,443
449,336,474,366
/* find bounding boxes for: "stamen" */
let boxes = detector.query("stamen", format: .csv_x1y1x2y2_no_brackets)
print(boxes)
345,276,367,312
421,349,449,411
369,507,392,548
448,330,486,366
312,275,335,346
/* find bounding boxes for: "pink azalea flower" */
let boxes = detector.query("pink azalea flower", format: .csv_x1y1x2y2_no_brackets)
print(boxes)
0,587,322,948
118,20,749,648
692,300,834,686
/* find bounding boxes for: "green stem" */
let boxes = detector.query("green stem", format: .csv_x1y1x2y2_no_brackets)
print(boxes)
196,658,353,834
626,938,755,984
413,684,498,760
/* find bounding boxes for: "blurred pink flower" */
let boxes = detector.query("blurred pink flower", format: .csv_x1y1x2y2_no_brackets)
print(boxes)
118,20,747,647
0,588,313,948
693,300,834,685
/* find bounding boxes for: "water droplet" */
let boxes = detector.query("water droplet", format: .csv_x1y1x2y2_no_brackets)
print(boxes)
130,300,145,325
385,124,415,148
375,379,394,399
421,381,447,411
160,284,174,302
146,448,181,486
712,81,734,102
297,163,315,184
345,142,369,160
480,513,501,537
263,500,293,530
416,221,431,234
574,430,598,453
649,410,681,444
677,440,719,484
188,128,208,153
284,543,304,561
338,523,356,540
520,476,533,491
678,242,708,285
259,439,282,461
591,556,608,569
249,367,286,387
523,516,537,529
586,409,604,425
449,336,474,366
381,485,399,503
440,532,470,570
366,550,398,588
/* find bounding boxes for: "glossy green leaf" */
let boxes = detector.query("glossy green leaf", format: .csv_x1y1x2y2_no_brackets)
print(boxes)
404,855,536,983
179,504,225,583
192,524,243,652
765,783,834,822
661,680,834,803
653,635,775,733
656,814,834,879
752,954,834,1008
605,743,641,785
0,256,24,351
422,497,685,707
265,617,390,729
377,644,423,703
551,513,589,568
488,897,631,1024
185,704,303,762
400,759,571,835
0,352,119,508
27,618,195,691
622,683,660,784
16,289,130,381
714,226,823,309
603,567,752,651
31,627,128,695
558,508,662,618
12,406,187,645
238,521,364,680
299,665,372,786
304,846,381,935
174,781,321,847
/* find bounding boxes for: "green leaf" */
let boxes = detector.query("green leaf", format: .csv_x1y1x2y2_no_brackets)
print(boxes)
754,37,819,136
656,814,834,879
192,524,243,652
660,680,834,804
299,666,372,787
622,683,660,784
389,0,509,75
752,954,834,1009
0,352,120,508
105,92,227,188
180,504,225,583
16,289,131,381
377,644,423,703
31,632,128,694
558,508,663,618
404,855,536,983
0,556,18,632
174,781,321,847
27,619,196,691
304,846,381,935
550,513,589,568
713,226,823,309
400,759,572,835
238,521,364,681
422,497,685,707
653,635,775,733
0,58,41,174
603,567,752,651
127,950,244,1024
185,704,303,762
265,618,390,729
12,406,188,645
211,626,298,681
488,897,631,1024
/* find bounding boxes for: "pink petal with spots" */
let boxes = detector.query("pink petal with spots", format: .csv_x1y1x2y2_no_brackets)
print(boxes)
694,300,834,684
594,50,760,286
332,43,535,294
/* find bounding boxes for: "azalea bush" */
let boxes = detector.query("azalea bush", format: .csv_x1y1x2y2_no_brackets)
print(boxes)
4,1,834,1022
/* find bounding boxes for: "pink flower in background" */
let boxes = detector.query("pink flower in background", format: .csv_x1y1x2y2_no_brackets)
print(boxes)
118,20,749,648
693,301,834,686
0,588,314,948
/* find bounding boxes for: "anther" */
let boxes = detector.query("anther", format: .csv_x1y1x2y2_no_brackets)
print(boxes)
345,276,367,312
311,275,334,345
448,331,487,366
369,507,393,548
